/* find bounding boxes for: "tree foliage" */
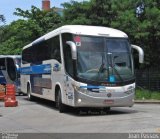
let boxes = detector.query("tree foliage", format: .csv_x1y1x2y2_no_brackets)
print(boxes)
62,0,114,26
0,19,43,54
62,1,91,25
14,6,62,34
0,14,5,23
0,14,6,47
0,6,62,54
110,0,160,67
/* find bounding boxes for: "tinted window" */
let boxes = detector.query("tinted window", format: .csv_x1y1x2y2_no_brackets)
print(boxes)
106,39,130,52
62,33,73,76
22,35,61,64
49,36,61,63
0,58,6,70
77,36,104,52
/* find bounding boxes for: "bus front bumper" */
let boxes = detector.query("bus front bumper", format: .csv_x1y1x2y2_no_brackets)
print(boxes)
74,90,134,108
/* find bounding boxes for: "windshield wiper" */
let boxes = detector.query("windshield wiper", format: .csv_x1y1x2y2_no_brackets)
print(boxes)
107,53,124,84
111,65,124,83
99,63,106,73
98,55,107,73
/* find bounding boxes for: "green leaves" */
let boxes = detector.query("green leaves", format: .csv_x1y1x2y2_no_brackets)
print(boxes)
14,6,62,33
0,14,5,23
0,6,62,55
62,1,90,25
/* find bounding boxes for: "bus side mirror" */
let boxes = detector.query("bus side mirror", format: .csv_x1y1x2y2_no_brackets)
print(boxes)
66,41,77,60
131,44,144,63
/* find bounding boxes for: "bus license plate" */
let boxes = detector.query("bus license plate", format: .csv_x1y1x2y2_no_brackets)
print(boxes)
104,99,114,104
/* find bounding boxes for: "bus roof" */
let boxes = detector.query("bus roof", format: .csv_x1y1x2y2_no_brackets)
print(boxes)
0,55,21,59
23,25,128,49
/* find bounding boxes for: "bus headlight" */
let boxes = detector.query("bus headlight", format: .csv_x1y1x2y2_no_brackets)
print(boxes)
74,86,89,94
125,89,135,94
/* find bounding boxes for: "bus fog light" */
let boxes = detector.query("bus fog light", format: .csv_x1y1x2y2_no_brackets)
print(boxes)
78,99,82,103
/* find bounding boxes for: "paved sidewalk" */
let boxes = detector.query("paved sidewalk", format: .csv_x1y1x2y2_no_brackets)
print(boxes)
135,99,160,104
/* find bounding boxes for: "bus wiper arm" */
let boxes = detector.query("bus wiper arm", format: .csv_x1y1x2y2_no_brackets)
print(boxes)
111,65,124,83
107,53,124,83
99,63,106,73
98,55,107,73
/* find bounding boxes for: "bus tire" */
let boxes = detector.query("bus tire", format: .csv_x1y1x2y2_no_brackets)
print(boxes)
56,89,66,113
27,84,34,101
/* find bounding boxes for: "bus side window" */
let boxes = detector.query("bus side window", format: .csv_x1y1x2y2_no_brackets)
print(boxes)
50,35,61,63
62,33,73,77
0,58,6,70
22,47,33,64
52,49,60,61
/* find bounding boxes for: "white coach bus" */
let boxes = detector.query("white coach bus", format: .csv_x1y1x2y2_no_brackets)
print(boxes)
20,25,144,112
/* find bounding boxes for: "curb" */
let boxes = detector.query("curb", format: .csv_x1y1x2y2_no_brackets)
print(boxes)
135,100,160,104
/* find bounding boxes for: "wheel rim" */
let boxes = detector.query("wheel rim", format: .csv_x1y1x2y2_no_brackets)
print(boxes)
28,92,30,99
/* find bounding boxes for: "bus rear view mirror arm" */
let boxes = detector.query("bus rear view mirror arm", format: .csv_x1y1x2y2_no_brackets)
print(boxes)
131,44,144,63
66,41,77,60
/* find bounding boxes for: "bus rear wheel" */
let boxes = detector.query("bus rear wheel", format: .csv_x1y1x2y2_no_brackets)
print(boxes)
55,89,66,113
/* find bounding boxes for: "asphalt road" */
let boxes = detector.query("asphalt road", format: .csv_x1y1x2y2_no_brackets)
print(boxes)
0,95,160,133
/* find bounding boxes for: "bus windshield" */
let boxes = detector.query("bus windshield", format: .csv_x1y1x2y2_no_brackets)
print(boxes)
76,36,134,82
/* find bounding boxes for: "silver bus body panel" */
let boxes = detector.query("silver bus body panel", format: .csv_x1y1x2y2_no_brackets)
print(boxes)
63,77,135,107
74,91,134,107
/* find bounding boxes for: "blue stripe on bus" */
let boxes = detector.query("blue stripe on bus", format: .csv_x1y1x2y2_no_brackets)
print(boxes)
80,86,105,89
20,64,51,75
80,85,106,93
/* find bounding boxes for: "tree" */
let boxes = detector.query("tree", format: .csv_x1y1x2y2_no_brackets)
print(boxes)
0,19,42,54
62,0,91,25
0,14,5,23
0,14,6,43
111,0,160,67
0,6,62,55
88,0,114,26
14,6,62,34
62,0,114,26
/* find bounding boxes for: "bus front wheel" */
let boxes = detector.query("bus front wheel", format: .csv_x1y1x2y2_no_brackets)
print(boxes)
27,84,34,101
55,89,66,113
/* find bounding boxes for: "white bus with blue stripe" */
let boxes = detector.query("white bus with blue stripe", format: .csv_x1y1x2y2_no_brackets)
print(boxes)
0,55,21,93
20,25,144,112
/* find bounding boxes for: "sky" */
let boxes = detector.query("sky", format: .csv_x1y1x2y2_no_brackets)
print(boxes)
0,0,83,24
